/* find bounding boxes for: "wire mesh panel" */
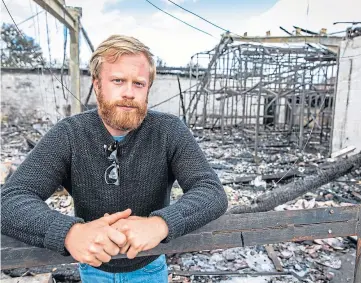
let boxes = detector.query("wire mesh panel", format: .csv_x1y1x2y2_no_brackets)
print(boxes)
185,39,337,149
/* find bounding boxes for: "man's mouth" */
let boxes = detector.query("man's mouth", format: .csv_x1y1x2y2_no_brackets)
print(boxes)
116,105,137,111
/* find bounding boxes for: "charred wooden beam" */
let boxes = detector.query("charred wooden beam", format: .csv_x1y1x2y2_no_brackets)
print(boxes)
265,245,283,272
221,170,302,185
2,205,359,270
228,153,361,214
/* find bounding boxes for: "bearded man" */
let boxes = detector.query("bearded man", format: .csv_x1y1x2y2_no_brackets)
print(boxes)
1,35,228,283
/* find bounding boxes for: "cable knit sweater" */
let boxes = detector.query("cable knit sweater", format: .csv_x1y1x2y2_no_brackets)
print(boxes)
1,109,228,273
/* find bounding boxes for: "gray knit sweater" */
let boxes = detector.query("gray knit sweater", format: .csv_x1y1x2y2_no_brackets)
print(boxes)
1,109,228,273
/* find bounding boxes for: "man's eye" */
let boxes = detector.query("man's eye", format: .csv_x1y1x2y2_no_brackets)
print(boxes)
113,79,122,83
134,82,144,87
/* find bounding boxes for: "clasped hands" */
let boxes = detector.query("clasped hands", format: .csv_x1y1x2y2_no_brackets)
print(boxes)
64,209,168,267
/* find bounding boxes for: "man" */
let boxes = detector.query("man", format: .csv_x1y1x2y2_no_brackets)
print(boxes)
1,35,228,283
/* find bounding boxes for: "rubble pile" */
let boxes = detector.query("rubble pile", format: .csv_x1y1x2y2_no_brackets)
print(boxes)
1,118,360,283
168,129,360,283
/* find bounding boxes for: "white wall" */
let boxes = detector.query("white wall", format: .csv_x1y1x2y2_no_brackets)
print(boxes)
331,36,361,156
0,71,186,123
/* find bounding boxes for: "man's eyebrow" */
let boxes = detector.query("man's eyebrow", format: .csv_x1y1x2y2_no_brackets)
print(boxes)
135,78,147,84
109,73,125,79
108,74,147,84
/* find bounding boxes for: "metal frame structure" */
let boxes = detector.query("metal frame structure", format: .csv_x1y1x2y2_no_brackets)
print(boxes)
185,35,338,155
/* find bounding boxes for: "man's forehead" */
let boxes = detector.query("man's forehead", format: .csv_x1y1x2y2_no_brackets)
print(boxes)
101,54,150,75
105,53,149,65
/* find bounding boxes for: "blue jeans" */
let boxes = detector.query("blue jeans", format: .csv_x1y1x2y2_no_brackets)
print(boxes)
78,255,168,283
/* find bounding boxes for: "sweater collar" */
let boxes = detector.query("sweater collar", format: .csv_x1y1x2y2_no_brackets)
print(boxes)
93,109,146,147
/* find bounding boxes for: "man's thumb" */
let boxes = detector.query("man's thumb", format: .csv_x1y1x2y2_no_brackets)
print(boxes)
104,209,132,224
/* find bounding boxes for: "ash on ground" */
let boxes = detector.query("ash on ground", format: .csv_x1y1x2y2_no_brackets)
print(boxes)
1,114,360,283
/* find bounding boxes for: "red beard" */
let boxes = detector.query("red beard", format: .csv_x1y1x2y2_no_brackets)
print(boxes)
97,92,148,131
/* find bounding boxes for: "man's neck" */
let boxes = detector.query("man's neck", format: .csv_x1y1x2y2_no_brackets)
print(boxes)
102,120,130,137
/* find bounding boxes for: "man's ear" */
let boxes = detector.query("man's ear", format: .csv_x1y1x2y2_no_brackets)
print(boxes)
93,79,99,96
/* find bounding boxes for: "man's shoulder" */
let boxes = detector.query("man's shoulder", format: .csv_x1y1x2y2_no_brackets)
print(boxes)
144,110,190,141
145,110,182,127
56,109,98,127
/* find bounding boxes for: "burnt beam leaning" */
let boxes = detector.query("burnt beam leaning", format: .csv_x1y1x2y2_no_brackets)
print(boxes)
2,205,361,283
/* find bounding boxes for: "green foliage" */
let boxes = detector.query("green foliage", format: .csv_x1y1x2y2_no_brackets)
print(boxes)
1,23,43,68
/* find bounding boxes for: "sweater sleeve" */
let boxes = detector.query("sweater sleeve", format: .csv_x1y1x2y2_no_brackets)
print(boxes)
1,121,84,255
149,118,228,242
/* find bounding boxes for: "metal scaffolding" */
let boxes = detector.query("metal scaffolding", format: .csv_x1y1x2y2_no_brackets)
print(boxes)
185,36,337,153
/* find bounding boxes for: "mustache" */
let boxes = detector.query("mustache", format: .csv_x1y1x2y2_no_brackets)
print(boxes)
112,100,140,108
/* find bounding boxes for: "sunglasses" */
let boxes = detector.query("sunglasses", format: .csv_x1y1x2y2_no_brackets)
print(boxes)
104,143,121,185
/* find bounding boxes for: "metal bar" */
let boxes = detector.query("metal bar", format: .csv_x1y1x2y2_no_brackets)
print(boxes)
299,69,306,148
225,50,230,130
79,28,95,108
188,36,232,122
354,206,361,283
177,75,186,124
228,35,342,47
80,26,94,52
255,50,265,159
187,57,192,126
83,84,93,106
243,56,248,127
231,51,235,127
355,237,361,283
220,54,226,142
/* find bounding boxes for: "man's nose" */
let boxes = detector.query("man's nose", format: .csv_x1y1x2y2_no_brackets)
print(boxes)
121,82,135,99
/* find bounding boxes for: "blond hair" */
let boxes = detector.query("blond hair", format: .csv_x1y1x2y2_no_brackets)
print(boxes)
90,35,156,87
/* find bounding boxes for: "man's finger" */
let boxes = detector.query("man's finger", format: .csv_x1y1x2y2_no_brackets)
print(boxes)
127,246,140,259
120,242,131,254
104,213,109,217
104,209,132,225
107,227,127,247
103,240,120,256
88,243,103,254
95,251,112,263
94,233,105,244
88,258,103,267
128,216,143,220
115,223,129,233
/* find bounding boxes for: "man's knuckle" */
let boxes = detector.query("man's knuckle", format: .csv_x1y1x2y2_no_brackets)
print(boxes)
118,240,126,247
83,255,93,263
94,234,104,244
104,255,112,262
87,244,96,253
112,247,120,255
104,225,112,232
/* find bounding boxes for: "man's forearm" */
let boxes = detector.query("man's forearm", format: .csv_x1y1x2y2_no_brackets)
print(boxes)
1,186,84,255
149,180,228,243
1,121,84,255
154,117,228,242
